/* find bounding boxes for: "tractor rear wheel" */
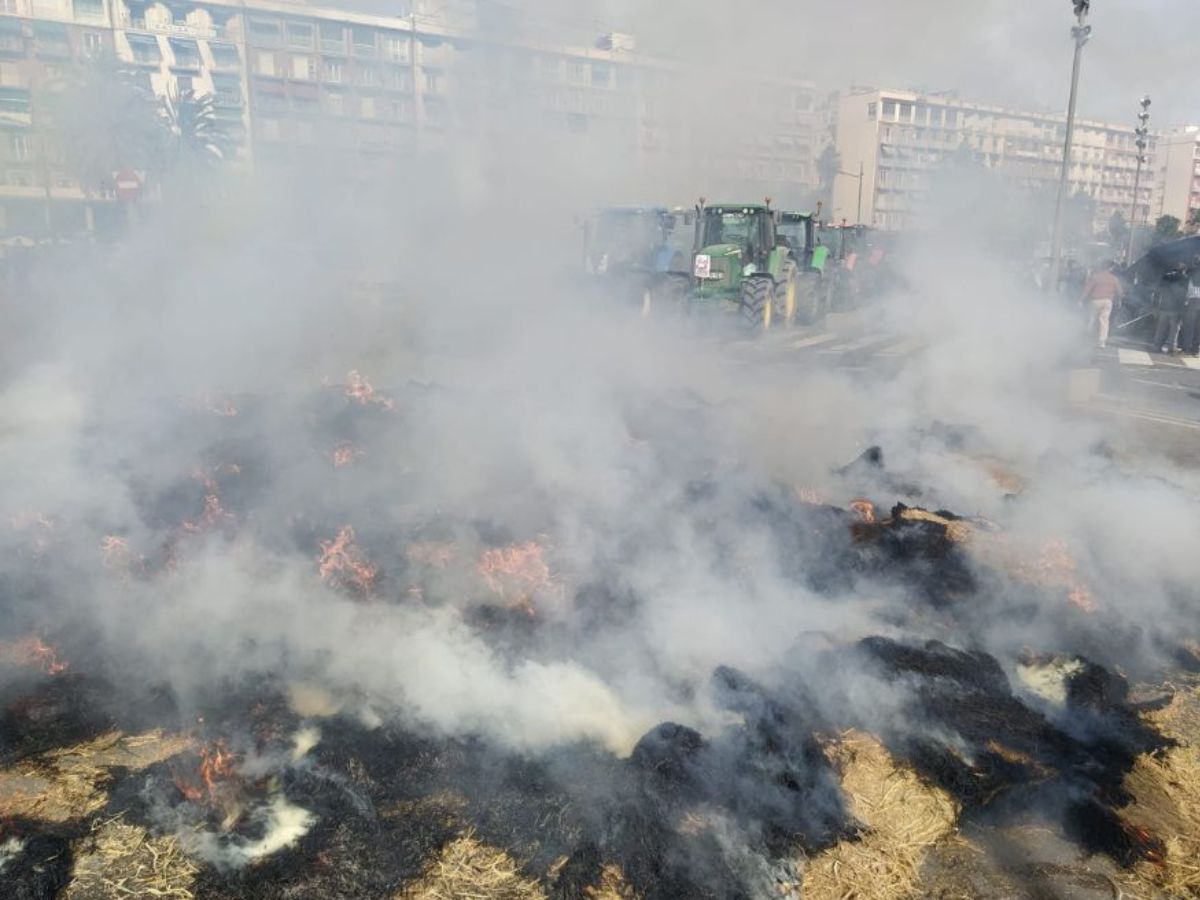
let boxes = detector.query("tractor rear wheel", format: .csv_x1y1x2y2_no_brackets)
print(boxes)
777,263,799,327
739,276,774,331
796,275,822,325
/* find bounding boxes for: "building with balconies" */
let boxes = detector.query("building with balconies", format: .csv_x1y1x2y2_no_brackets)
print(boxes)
833,87,1157,235
1153,125,1200,229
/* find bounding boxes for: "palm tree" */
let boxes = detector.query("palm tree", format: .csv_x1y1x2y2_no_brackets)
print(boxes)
159,89,227,172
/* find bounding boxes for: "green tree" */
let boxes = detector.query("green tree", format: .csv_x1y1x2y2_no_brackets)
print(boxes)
1187,209,1200,235
815,143,840,212
1107,210,1129,246
48,59,165,195
1153,214,1181,244
159,89,227,171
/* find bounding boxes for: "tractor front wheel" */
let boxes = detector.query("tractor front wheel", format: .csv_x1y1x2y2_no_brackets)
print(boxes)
739,276,774,332
796,276,822,325
777,264,799,327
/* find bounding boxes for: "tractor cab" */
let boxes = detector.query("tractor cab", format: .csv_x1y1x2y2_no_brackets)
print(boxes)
584,207,675,277
692,203,780,298
777,212,830,274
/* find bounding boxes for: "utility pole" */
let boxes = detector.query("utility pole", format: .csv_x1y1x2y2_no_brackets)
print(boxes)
1048,0,1092,293
1126,95,1151,263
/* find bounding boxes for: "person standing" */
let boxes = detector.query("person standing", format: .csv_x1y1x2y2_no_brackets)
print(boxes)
1077,261,1124,350
1153,265,1188,354
1180,260,1200,356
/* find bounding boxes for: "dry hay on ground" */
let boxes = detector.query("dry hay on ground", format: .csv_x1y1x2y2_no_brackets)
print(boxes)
0,730,193,823
582,864,638,899
803,729,960,900
396,829,547,900
1116,681,1200,899
63,815,198,900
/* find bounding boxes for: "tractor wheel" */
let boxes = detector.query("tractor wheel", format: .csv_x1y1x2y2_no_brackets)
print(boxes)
777,264,799,327
644,277,690,320
739,276,774,331
795,276,822,325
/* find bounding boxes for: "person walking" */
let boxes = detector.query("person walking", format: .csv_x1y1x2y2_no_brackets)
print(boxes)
1077,260,1124,350
1180,260,1200,356
1153,265,1188,354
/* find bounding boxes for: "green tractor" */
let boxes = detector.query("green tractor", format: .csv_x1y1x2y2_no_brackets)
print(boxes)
776,211,832,323
691,200,800,330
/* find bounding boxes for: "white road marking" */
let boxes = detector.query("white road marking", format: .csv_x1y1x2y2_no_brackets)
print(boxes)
821,334,887,353
878,336,924,357
791,332,840,349
1118,349,1154,366
1180,356,1200,369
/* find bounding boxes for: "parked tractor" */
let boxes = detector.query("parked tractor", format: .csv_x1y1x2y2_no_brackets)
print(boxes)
691,201,799,330
582,206,695,315
776,211,831,322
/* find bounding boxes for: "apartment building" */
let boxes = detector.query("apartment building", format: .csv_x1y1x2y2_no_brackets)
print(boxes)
832,87,1156,235
1153,125,1200,228
0,0,822,239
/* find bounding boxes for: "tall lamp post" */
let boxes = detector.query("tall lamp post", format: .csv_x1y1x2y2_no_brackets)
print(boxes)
1049,0,1092,292
1126,96,1151,262
835,163,864,225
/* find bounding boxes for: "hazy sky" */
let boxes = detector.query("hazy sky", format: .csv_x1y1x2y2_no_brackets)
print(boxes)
491,0,1199,127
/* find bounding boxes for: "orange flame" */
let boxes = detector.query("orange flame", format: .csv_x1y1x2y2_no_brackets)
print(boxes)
182,467,236,534
101,534,147,575
318,526,378,596
849,500,877,525
0,636,68,674
1023,539,1097,612
175,740,238,805
331,442,366,468
344,370,395,412
478,541,559,615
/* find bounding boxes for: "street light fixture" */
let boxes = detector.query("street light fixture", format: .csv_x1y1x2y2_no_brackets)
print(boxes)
1127,95,1151,262
1049,0,1093,292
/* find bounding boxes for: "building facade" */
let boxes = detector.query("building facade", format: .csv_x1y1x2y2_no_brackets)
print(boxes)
1152,125,1200,228
0,0,822,239
832,87,1157,236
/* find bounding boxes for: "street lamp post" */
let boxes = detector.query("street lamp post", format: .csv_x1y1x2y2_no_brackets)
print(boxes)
1126,96,1151,263
835,163,864,225
1049,0,1092,292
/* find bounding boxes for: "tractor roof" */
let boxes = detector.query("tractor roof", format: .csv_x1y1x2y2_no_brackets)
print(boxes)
779,211,815,222
705,203,770,213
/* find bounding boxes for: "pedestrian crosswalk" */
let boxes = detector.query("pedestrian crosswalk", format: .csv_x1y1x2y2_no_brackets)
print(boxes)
726,328,926,366
1115,347,1200,370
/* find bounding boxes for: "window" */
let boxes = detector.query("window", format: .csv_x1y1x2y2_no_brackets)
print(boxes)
127,34,162,65
381,33,409,62
898,102,913,122
357,65,377,87
210,43,240,68
591,63,611,88
248,19,280,46
382,66,411,91
73,0,104,21
0,62,19,86
253,50,276,76
422,69,440,94
291,54,315,80
320,23,346,54
82,31,103,55
867,102,877,120
9,133,28,161
34,23,70,57
388,97,412,122
321,59,342,83
323,89,344,115
175,74,193,94
881,99,897,120
566,61,587,84
211,72,241,105
290,86,318,112
169,38,200,69
286,22,313,48
359,96,375,118
352,27,375,57
0,0,17,16
255,86,284,109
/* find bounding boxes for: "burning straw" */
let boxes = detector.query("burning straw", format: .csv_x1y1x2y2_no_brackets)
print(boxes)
803,730,960,900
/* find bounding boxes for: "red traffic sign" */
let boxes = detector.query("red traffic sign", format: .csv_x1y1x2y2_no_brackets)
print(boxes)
114,169,141,201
